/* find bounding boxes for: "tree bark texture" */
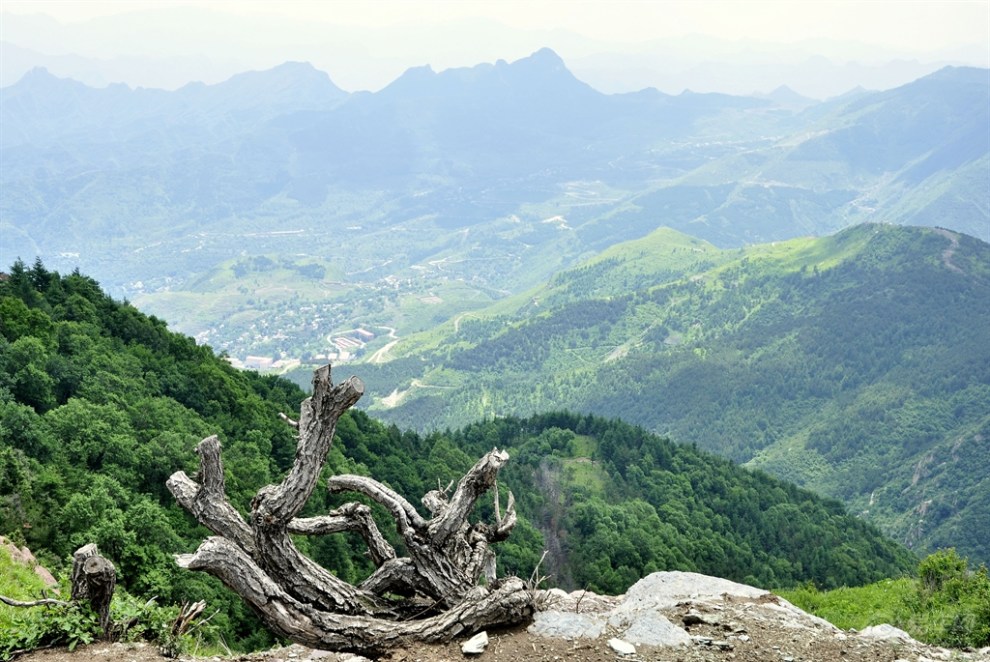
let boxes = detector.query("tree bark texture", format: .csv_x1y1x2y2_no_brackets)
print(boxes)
0,543,118,639
167,365,534,654
70,544,116,636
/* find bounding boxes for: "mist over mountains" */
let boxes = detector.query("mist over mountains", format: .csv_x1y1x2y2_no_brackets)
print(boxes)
1,50,987,312
3,6,985,96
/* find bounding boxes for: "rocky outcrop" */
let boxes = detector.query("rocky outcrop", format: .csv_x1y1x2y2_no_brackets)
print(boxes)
527,571,990,662
530,571,833,648
1,536,59,588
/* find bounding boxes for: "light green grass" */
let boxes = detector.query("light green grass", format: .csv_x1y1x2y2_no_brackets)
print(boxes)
779,578,917,631
570,434,597,458
0,544,57,632
563,459,607,493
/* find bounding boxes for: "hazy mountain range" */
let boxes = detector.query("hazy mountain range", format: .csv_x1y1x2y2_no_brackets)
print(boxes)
1,50,987,358
3,7,985,96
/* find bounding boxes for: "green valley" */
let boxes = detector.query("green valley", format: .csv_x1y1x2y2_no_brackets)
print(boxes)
352,223,990,564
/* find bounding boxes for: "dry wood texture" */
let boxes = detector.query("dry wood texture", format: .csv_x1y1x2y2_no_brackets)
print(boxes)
167,365,534,655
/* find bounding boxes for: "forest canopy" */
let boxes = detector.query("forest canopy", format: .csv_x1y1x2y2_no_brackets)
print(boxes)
0,259,915,646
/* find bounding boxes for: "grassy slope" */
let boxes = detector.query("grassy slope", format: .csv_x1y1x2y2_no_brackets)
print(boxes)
354,223,990,563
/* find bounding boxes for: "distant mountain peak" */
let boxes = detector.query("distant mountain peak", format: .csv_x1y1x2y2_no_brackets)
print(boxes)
509,47,569,75
19,65,52,78
7,66,88,95
381,49,592,100
380,63,438,95
920,65,989,85
758,84,817,105
272,60,319,72
500,47,597,97
222,61,344,93
14,66,60,85
179,60,349,109
528,47,566,65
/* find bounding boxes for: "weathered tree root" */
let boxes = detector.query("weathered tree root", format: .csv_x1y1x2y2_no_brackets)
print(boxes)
167,365,535,654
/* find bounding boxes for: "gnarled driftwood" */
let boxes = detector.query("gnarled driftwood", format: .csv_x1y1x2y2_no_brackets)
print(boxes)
167,365,534,655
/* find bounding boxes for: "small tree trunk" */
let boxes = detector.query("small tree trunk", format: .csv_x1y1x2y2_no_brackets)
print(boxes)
71,544,116,637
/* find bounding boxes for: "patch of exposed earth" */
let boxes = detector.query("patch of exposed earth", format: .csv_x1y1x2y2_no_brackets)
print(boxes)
13,572,990,662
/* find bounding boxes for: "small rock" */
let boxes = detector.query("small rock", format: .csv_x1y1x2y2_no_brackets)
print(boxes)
713,640,733,651
618,611,693,647
461,631,488,655
529,611,607,639
337,655,372,662
737,635,751,643
682,609,705,626
857,624,913,642
607,638,636,656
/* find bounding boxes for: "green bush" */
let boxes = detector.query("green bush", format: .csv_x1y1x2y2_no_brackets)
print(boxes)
781,549,990,649
915,549,990,648
0,603,100,661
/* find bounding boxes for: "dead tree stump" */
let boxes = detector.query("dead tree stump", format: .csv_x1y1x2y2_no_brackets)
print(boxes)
0,543,118,642
70,544,116,636
167,365,535,655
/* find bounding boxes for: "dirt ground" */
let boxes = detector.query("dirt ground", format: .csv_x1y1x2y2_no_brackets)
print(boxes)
13,614,990,662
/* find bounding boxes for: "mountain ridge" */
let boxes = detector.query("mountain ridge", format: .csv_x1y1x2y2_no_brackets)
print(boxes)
351,223,990,564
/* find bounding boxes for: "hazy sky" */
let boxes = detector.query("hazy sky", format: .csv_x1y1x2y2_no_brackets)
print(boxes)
5,0,988,51
2,0,988,95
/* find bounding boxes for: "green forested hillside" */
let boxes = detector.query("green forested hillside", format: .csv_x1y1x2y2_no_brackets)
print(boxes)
425,412,913,593
356,224,990,563
0,260,914,645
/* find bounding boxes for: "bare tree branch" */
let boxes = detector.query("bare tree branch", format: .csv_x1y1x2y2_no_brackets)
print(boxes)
0,595,69,608
168,365,534,653
288,502,395,566
167,436,255,553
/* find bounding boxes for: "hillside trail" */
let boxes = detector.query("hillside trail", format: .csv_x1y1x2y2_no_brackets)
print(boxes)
933,227,964,274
